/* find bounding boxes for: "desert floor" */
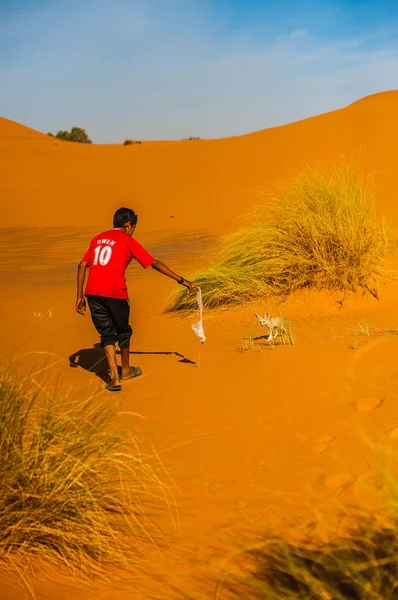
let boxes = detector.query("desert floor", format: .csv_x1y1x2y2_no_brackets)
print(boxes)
1,90,398,599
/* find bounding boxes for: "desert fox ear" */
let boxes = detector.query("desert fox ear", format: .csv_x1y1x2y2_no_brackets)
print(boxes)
265,312,270,319
254,312,261,321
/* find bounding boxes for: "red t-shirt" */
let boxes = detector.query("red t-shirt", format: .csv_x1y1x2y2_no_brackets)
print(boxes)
82,228,154,299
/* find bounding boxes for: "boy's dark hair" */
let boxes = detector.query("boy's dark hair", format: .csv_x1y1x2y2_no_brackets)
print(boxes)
113,207,138,228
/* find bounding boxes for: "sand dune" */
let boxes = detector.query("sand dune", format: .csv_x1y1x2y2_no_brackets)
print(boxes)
1,90,398,233
1,91,398,598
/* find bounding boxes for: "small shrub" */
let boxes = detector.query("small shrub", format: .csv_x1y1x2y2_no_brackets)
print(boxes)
182,136,201,140
123,139,142,145
167,159,390,312
47,127,92,143
0,368,174,587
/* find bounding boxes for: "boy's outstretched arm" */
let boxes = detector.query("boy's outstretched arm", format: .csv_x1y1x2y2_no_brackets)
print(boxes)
151,259,197,292
75,261,88,315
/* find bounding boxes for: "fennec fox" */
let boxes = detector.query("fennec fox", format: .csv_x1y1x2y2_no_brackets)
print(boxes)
254,312,286,341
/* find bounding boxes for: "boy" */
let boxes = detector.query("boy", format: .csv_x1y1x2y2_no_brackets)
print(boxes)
76,207,197,391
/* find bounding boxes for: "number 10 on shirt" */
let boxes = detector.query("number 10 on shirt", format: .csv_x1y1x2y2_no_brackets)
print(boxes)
93,245,113,266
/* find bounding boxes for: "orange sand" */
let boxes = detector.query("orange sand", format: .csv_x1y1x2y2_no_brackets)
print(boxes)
1,90,398,598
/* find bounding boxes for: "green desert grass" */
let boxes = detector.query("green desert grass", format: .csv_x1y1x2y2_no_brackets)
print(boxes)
216,462,398,599
167,159,390,312
0,368,176,589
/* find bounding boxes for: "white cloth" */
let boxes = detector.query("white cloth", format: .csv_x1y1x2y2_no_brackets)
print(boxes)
191,287,206,343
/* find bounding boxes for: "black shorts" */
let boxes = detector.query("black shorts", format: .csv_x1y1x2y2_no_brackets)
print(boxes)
86,295,132,348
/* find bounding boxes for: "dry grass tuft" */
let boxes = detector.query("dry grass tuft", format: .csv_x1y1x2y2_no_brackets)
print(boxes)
216,450,398,599
219,521,398,599
167,159,390,312
0,368,176,589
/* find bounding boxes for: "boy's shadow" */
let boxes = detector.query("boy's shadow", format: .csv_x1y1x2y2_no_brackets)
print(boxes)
69,343,195,383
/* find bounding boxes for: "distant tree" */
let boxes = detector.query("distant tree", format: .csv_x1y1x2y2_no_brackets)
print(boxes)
47,127,92,144
183,136,201,141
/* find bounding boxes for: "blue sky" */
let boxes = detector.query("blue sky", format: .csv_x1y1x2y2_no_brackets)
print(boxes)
1,0,397,142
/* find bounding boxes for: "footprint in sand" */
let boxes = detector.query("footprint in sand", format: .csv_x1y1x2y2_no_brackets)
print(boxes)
324,472,357,492
311,434,337,455
388,425,398,440
355,396,385,412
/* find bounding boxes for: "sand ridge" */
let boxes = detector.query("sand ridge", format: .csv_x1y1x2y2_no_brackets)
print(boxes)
1,90,398,233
